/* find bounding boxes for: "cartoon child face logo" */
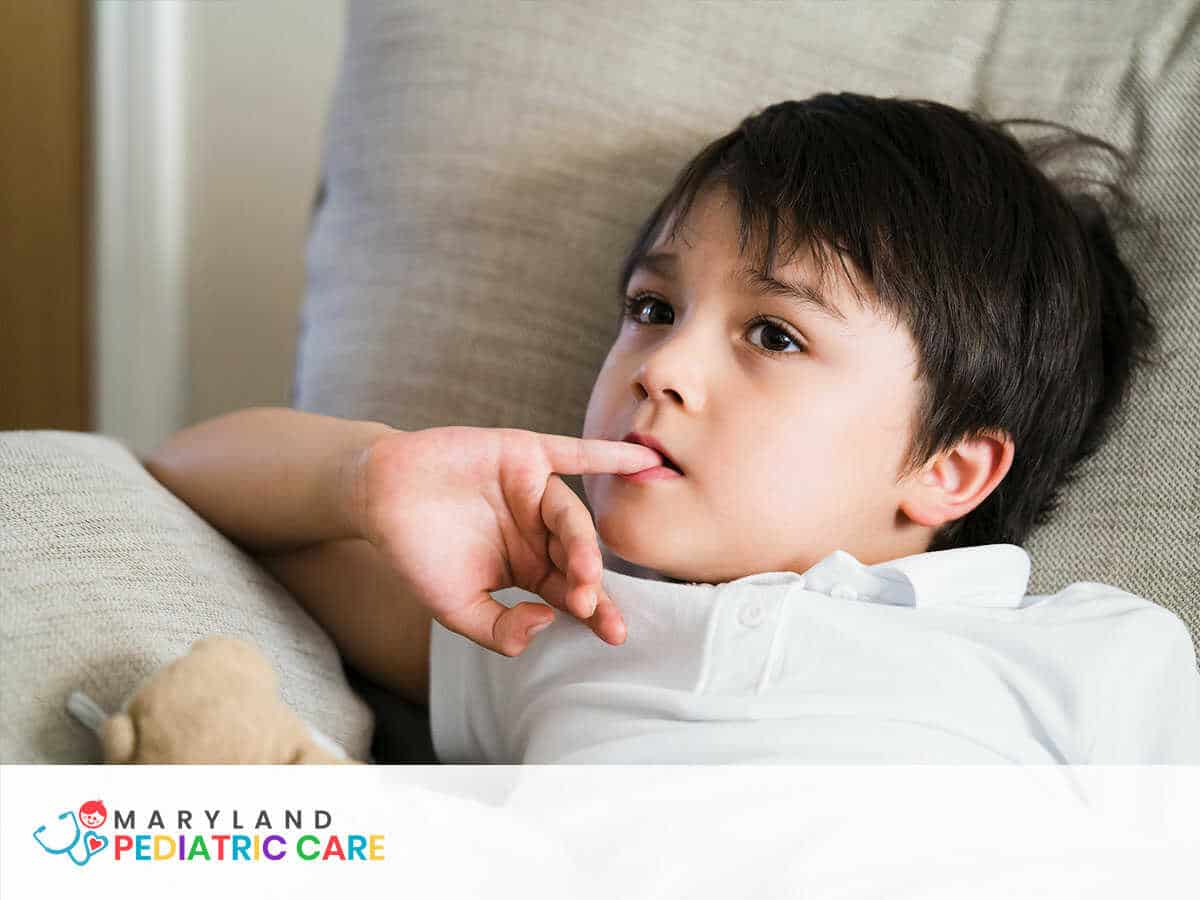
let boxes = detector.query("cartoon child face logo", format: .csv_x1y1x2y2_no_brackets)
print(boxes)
33,798,109,866
79,800,107,829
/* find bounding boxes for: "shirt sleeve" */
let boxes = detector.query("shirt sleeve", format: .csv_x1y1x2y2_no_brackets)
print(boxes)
1086,605,1200,764
427,620,498,763
427,588,542,764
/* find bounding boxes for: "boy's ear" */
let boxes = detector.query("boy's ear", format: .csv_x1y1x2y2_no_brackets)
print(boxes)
898,430,1014,529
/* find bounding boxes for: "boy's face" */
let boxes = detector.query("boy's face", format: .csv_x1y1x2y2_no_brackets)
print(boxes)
582,181,931,584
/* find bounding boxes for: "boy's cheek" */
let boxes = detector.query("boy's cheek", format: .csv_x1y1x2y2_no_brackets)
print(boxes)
580,473,599,507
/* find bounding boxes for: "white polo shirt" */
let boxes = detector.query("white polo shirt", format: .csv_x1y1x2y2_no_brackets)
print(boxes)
429,544,1200,764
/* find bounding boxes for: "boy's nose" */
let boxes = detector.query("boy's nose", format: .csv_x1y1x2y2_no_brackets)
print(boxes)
632,338,707,411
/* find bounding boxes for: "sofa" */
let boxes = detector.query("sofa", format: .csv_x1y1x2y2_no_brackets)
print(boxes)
2,0,1197,764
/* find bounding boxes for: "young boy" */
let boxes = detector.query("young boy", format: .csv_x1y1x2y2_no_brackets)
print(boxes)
143,94,1200,765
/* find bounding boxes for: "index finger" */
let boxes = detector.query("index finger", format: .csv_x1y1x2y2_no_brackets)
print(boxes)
536,433,662,475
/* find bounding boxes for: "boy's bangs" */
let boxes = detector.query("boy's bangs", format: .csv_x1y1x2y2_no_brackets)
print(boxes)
618,108,914,332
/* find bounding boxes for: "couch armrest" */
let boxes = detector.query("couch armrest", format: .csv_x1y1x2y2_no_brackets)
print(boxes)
0,430,373,763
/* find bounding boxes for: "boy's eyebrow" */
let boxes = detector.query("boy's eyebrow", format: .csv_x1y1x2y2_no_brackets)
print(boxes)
631,250,847,323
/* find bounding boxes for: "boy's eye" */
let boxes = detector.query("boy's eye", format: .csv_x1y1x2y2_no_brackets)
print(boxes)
623,293,674,326
747,320,805,355
621,293,806,356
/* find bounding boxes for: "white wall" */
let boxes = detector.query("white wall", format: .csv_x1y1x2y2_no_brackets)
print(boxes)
183,0,346,428
92,0,345,455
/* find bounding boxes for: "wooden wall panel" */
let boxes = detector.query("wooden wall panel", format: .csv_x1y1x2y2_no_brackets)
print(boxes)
0,0,91,431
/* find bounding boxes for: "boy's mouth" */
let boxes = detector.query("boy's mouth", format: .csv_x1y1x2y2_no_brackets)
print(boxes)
622,431,685,475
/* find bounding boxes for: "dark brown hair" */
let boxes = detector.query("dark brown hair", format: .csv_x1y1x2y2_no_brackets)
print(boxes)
617,93,1159,551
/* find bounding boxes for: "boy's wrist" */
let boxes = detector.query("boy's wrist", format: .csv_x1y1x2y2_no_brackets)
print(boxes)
331,421,399,545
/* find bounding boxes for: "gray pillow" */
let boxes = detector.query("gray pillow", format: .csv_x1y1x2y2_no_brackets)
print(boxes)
0,431,374,763
294,1,1198,651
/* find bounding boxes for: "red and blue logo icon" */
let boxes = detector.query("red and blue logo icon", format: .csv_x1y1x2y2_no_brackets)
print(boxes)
32,799,109,866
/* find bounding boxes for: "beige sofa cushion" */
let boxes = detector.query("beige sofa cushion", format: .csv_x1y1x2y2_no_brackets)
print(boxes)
293,1,1199,651
0,431,373,763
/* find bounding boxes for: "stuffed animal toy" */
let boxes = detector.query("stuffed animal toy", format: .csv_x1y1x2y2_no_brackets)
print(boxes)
66,635,362,764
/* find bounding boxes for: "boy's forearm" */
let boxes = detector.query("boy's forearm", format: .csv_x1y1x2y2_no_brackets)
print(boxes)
141,406,396,555
256,537,433,706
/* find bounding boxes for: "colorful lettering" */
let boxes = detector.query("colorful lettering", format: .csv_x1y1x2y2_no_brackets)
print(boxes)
369,834,385,861
296,834,320,861
263,835,287,861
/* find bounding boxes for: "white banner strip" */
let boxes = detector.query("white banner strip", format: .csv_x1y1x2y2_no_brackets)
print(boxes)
3,765,1198,899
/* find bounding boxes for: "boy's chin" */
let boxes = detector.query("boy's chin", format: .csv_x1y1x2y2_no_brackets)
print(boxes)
599,540,688,584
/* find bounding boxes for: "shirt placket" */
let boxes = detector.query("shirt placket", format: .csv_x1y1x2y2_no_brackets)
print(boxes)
697,583,789,696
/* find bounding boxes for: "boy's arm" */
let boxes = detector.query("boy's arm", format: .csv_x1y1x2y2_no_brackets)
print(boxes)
141,406,394,555
257,538,433,707
142,406,431,704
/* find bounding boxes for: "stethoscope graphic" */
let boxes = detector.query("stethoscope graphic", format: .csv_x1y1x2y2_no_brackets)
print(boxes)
32,811,109,866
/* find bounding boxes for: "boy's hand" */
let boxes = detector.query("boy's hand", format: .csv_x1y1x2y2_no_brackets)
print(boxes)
346,426,662,657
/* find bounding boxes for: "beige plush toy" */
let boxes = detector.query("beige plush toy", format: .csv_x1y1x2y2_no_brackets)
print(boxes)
66,635,361,764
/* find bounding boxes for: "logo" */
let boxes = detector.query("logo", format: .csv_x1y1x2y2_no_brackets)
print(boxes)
32,799,110,867
30,802,385,865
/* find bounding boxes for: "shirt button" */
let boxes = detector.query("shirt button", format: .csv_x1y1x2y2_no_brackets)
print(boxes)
830,584,859,602
738,602,765,628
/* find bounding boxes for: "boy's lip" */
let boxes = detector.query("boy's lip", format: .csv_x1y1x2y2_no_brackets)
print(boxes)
622,431,684,474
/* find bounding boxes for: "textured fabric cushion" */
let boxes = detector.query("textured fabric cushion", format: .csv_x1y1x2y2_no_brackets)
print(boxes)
294,0,1199,654
0,431,374,763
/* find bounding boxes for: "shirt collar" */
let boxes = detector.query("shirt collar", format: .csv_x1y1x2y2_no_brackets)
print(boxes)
603,543,1033,609
695,544,1030,609
794,544,1032,609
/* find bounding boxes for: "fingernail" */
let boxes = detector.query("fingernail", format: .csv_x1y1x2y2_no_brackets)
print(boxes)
526,621,552,640
585,591,598,618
